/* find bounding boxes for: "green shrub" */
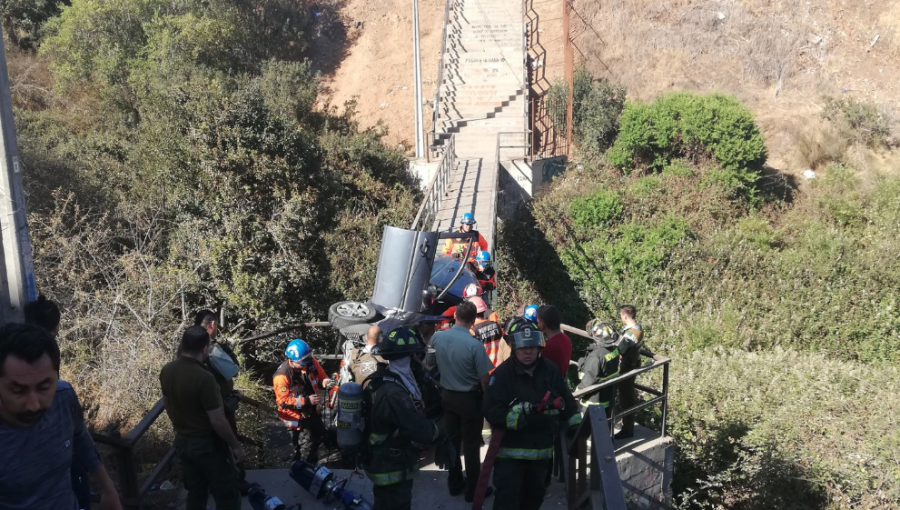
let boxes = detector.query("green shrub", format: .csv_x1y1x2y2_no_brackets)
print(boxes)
669,348,900,508
608,93,767,200
0,0,66,48
822,96,892,148
546,67,626,159
569,188,622,231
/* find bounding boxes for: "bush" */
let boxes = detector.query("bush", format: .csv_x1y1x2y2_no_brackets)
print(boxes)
569,188,622,231
608,93,767,200
546,66,626,159
670,348,900,508
822,96,892,149
0,0,65,48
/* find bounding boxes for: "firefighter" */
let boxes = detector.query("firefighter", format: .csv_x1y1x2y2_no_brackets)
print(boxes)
615,305,644,439
483,324,581,510
363,326,454,510
468,296,504,370
577,320,620,417
273,339,333,463
443,212,488,259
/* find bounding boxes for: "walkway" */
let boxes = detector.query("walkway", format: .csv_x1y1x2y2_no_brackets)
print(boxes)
431,0,528,248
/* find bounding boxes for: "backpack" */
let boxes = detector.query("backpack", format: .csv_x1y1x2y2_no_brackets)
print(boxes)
209,341,239,380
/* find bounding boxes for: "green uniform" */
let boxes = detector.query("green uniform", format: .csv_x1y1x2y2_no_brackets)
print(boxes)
363,365,440,510
483,357,581,510
160,356,240,510
577,344,620,410
617,324,644,435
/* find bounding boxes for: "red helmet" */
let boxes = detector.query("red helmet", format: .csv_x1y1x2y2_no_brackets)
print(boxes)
467,296,488,313
463,283,483,298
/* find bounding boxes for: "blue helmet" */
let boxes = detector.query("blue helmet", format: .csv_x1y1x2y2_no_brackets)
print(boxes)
285,339,312,363
523,304,539,322
476,251,491,262
461,213,475,225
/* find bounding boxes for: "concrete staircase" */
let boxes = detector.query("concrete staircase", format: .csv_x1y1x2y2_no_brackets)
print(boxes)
431,0,528,249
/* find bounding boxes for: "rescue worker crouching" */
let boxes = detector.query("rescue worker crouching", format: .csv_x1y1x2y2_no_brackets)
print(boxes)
363,326,455,510
273,339,333,463
577,320,620,418
483,324,581,510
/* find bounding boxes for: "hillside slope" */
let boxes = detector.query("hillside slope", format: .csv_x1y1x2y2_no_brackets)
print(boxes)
318,0,445,153
560,0,900,172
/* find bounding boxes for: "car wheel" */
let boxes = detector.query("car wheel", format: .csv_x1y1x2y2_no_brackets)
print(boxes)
328,301,377,329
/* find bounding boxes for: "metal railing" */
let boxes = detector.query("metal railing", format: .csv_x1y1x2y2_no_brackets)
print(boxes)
558,323,672,509
411,134,456,232
429,0,455,152
559,406,627,510
91,394,272,508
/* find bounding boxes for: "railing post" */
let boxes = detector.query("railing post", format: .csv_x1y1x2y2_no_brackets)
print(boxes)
661,362,670,438
118,447,140,508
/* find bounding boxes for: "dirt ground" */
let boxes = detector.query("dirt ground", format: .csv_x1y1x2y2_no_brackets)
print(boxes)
313,0,446,154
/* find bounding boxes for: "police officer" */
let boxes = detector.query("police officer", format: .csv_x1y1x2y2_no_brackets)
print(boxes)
483,324,581,510
273,339,333,463
363,326,453,510
615,305,644,440
577,320,620,417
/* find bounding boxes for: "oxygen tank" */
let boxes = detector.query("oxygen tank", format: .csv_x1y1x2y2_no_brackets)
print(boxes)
336,382,365,451
247,483,286,510
289,461,372,510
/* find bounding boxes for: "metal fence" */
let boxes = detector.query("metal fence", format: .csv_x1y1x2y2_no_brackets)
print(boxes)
558,323,672,509
531,93,569,159
411,134,456,232
91,394,271,509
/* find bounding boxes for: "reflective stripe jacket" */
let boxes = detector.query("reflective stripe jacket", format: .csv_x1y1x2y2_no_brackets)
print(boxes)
273,358,329,429
442,231,488,259
576,344,620,407
363,366,440,486
483,357,580,461
471,318,504,369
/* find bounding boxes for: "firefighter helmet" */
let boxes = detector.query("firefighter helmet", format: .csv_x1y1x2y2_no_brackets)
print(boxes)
375,327,426,361
463,283,483,298
507,324,546,350
588,319,619,347
285,339,312,363
467,296,488,313
460,213,475,225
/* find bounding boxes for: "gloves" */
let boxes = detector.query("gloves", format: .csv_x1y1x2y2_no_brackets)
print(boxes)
326,380,337,390
513,401,534,415
434,437,458,470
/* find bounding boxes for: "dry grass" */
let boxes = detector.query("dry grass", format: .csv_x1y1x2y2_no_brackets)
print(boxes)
559,0,900,173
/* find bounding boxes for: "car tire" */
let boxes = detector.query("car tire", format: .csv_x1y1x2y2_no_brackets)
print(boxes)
328,301,377,329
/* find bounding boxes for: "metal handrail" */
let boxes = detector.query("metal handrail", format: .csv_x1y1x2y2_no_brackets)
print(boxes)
411,134,456,231
562,323,671,439
430,0,454,149
561,406,627,510
559,323,670,510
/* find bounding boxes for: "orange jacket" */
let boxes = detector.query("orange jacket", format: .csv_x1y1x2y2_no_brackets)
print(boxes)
273,358,330,428
443,232,488,259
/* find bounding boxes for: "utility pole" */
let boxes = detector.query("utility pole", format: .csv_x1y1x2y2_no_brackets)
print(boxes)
413,0,426,158
0,26,37,324
563,0,574,157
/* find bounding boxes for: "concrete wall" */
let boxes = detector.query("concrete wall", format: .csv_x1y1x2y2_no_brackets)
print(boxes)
612,426,674,510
